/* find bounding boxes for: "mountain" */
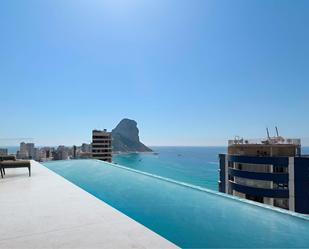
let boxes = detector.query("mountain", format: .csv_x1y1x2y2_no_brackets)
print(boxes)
112,119,152,152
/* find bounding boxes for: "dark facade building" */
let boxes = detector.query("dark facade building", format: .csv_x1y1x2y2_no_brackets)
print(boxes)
92,129,112,162
219,137,309,214
73,145,77,159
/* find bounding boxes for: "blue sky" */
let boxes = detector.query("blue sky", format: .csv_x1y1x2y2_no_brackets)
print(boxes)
0,0,309,146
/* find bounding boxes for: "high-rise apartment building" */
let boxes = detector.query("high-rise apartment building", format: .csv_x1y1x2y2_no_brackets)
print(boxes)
26,143,35,159
92,129,112,162
219,136,309,214
81,143,91,153
18,142,28,159
53,146,69,160
17,142,35,159
0,148,8,155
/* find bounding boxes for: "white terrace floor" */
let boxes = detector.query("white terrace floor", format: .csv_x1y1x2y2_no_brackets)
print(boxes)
0,161,178,249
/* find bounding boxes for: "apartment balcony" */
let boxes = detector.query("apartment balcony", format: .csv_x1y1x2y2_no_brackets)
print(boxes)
228,168,289,182
92,142,112,146
228,155,289,167
92,138,112,141
229,181,289,198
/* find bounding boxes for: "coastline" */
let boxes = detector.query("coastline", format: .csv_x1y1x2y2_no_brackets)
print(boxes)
113,151,157,155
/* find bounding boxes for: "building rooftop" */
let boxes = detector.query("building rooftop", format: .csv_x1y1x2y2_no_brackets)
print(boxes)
93,129,110,133
0,161,177,249
228,137,301,146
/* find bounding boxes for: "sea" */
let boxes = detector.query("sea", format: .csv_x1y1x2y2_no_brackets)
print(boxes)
4,145,309,192
114,146,225,190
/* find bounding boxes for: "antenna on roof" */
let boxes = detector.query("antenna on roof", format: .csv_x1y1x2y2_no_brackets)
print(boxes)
266,127,270,139
275,126,279,137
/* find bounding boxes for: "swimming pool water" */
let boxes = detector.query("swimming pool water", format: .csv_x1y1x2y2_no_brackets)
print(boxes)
43,159,309,248
113,146,225,191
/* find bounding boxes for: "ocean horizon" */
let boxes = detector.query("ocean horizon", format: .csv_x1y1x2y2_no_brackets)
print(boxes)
4,145,309,192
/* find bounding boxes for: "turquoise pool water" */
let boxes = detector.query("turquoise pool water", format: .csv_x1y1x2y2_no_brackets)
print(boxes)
43,159,309,248
113,146,226,191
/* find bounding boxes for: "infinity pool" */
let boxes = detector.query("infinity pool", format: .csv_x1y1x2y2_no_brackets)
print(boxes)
43,159,309,248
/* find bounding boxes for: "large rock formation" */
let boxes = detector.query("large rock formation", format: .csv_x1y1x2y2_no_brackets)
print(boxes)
112,119,152,152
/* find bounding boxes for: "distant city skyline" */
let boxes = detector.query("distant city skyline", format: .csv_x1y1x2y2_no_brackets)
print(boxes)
1,133,309,147
1,0,309,146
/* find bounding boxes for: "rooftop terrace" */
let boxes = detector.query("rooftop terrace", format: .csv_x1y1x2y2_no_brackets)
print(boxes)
0,161,177,249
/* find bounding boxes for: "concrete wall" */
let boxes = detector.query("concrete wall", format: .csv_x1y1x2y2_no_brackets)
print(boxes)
228,144,299,157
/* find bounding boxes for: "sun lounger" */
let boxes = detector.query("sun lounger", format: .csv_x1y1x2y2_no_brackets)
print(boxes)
0,156,31,178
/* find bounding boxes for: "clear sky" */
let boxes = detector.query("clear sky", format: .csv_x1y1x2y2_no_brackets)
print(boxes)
0,0,309,146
